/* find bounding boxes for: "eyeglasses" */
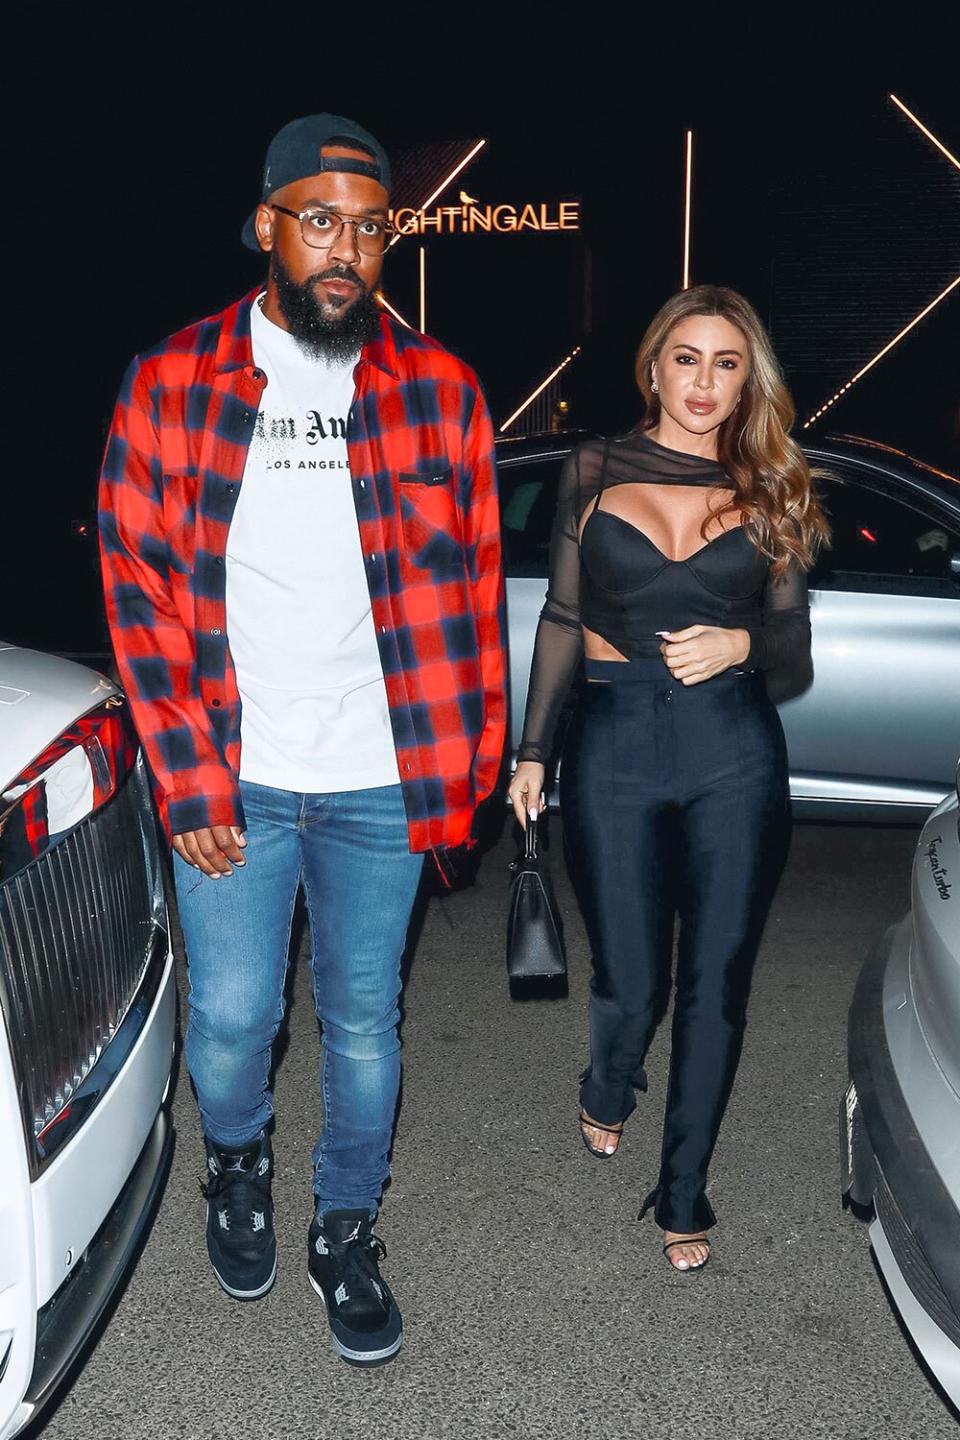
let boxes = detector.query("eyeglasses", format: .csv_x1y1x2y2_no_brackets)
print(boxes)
270,204,396,256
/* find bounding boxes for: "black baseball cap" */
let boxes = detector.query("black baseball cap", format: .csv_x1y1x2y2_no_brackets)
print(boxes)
241,114,391,252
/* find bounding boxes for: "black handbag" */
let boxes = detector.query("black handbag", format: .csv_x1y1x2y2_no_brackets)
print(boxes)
506,813,567,991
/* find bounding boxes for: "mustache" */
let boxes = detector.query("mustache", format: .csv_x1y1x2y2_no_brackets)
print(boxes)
310,265,366,293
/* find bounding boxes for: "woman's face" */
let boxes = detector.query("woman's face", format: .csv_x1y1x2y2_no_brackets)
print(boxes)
651,314,750,438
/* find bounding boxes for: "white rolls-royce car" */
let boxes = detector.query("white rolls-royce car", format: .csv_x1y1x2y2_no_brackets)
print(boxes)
0,645,175,1439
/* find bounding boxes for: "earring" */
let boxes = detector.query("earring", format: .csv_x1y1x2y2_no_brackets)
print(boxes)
651,380,659,393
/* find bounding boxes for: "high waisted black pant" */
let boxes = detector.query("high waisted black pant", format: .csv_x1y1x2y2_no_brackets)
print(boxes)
560,657,789,1234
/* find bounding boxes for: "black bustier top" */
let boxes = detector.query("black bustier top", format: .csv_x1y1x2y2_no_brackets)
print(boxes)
516,432,812,764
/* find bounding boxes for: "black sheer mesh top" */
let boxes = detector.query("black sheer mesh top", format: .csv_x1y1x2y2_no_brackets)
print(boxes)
517,431,812,764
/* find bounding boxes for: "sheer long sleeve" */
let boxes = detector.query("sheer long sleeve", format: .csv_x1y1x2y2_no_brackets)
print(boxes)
516,434,817,754
516,448,590,764
744,557,811,671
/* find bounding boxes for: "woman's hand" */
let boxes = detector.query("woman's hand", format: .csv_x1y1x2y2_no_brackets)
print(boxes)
660,626,751,685
508,761,546,829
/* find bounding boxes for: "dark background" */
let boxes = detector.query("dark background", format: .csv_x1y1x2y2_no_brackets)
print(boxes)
8,9,959,654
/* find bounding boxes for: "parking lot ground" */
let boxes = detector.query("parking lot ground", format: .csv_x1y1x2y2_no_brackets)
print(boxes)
31,819,959,1440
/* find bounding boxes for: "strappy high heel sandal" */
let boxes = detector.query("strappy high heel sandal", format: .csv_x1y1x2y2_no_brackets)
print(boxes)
578,1110,624,1159
662,1235,711,1272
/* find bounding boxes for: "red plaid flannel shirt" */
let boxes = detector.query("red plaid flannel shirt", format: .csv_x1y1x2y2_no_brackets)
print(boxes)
98,290,507,855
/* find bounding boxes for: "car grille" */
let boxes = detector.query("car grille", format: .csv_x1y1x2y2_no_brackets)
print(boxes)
0,758,159,1147
875,1166,960,1348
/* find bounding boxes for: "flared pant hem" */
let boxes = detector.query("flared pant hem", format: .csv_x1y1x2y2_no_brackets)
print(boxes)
638,1182,718,1235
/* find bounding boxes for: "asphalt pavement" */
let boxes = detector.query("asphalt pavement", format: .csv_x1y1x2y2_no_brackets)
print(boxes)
30,818,959,1440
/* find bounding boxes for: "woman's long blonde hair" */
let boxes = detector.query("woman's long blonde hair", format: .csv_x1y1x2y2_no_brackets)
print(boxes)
635,285,829,575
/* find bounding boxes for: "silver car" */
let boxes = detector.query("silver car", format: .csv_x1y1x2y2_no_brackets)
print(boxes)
841,775,960,1407
500,432,960,818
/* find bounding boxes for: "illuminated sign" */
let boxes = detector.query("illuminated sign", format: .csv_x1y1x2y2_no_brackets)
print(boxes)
390,197,580,235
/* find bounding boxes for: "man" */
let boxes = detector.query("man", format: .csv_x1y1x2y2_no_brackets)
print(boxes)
99,114,506,1367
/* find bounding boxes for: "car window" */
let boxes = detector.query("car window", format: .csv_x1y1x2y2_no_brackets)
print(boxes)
811,471,960,597
500,456,567,578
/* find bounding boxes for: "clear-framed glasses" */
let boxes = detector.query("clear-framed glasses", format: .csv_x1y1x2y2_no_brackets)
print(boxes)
270,204,396,256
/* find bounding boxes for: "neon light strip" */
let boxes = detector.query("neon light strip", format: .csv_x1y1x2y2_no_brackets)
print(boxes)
683,131,693,290
388,139,488,247
802,275,960,428
419,247,426,332
375,291,414,329
499,347,582,434
889,94,960,171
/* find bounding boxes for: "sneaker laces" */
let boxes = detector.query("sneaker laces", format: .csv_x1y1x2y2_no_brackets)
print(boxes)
329,1227,388,1301
201,1161,271,1235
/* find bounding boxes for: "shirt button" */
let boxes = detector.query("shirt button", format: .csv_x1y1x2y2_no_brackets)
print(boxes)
241,412,252,424
359,479,366,489
211,628,222,637
380,625,386,634
211,699,222,708
227,483,236,493
252,368,265,382
215,556,224,566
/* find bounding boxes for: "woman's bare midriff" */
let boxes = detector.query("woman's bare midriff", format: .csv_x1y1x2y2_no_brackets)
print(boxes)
584,625,630,664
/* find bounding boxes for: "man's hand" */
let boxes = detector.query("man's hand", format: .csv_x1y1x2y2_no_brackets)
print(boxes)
173,825,247,878
660,626,751,685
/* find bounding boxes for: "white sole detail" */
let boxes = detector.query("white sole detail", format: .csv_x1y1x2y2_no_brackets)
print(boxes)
213,1252,278,1299
308,1273,403,1363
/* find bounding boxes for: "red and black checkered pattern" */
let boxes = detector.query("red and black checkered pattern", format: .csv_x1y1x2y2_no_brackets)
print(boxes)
98,290,507,855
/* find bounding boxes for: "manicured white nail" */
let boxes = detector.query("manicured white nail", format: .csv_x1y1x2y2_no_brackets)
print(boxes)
528,807,538,821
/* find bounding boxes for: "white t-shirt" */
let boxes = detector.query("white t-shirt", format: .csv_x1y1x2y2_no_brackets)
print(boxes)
225,300,400,793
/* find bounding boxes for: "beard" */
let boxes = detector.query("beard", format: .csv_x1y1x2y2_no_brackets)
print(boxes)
270,251,381,362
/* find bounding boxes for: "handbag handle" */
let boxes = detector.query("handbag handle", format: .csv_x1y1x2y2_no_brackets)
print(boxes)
524,811,540,863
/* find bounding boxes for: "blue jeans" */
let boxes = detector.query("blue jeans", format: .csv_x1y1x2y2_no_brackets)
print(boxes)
173,780,424,1217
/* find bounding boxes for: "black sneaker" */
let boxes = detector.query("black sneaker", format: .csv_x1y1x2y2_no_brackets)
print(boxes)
308,1209,402,1366
202,1133,277,1300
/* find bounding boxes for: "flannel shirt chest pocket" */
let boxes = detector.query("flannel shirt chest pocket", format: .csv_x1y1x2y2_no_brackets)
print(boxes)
398,465,463,573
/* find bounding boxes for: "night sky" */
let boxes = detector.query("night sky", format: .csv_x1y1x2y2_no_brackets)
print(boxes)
10,11,958,653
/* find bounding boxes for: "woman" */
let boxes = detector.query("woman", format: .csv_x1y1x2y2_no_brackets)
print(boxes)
509,286,828,1271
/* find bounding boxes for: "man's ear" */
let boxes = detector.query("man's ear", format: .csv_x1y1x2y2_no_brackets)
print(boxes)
254,203,275,253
